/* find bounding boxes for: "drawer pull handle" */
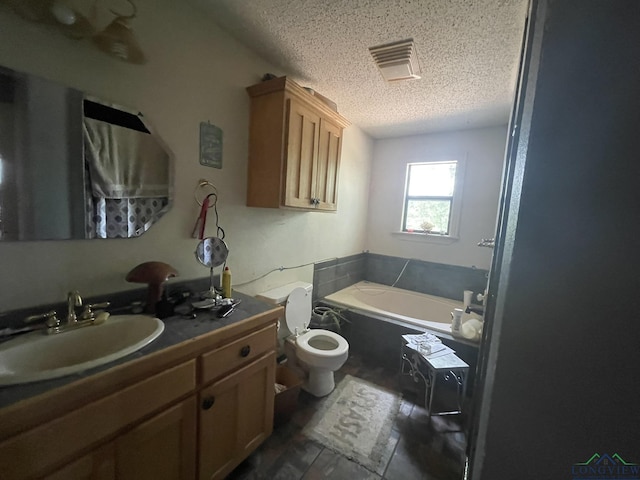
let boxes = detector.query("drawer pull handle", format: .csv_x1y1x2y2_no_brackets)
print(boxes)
202,396,215,410
240,345,251,357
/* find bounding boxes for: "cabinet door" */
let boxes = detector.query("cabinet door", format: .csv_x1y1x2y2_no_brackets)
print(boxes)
198,352,276,480
315,118,342,211
1,361,196,480
43,443,115,480
115,397,197,480
284,99,320,209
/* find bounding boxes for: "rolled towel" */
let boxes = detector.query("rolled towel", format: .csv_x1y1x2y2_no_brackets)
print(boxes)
461,319,483,341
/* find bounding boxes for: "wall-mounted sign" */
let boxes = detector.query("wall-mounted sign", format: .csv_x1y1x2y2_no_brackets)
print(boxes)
199,121,223,168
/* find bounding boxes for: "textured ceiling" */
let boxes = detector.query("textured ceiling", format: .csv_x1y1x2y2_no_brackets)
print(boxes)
192,0,529,138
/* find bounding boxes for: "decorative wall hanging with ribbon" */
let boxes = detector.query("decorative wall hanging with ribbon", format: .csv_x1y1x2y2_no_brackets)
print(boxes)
192,179,225,240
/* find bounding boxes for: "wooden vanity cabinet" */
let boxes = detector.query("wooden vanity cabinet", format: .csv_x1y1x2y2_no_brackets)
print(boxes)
198,323,277,480
246,76,349,211
0,313,280,480
44,397,197,480
43,443,116,480
114,396,198,479
198,352,275,480
0,360,197,480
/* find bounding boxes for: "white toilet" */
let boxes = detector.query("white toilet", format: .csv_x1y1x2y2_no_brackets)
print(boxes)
257,282,349,397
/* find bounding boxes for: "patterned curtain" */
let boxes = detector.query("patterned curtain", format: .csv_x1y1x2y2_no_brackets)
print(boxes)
87,197,168,239
84,163,168,238
83,115,170,239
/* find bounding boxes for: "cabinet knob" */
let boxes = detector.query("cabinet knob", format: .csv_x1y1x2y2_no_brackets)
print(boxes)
240,345,251,357
202,396,215,410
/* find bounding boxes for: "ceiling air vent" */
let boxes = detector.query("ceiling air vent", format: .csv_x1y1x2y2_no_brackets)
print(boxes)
369,38,421,82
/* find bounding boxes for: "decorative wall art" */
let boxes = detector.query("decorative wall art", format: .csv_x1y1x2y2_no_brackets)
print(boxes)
199,121,223,169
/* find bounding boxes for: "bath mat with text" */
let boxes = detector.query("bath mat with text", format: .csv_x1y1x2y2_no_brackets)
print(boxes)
303,374,401,474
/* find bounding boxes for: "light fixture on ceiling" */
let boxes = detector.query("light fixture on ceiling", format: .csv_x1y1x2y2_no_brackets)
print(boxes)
5,0,146,64
4,0,96,38
49,1,96,38
369,38,421,82
92,0,146,64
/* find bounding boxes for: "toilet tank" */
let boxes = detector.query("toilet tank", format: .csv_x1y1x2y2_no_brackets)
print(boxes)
256,282,313,305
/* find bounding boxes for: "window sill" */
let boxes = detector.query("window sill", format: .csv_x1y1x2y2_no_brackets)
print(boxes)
392,231,459,245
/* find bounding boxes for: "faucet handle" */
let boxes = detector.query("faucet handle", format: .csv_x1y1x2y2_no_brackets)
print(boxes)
80,302,111,321
24,310,60,328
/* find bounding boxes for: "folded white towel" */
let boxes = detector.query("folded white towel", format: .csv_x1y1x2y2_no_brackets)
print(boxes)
461,319,483,340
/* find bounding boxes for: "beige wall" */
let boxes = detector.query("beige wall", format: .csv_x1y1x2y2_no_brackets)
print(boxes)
365,126,507,269
0,1,373,310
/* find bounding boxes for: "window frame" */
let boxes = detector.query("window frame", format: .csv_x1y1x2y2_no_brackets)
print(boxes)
400,159,465,240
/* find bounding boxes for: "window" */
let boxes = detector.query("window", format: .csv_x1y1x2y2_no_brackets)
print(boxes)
403,161,459,235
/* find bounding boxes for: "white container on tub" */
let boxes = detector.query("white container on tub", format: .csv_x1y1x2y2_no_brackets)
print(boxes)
451,308,464,333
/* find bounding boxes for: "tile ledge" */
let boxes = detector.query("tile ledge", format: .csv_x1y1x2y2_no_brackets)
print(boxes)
391,232,459,245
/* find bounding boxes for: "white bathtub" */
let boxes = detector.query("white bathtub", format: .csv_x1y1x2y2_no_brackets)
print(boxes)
324,281,482,336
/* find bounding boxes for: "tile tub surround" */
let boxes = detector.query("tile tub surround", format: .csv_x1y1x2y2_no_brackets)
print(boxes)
365,253,489,302
313,252,483,398
317,305,479,397
313,253,366,301
312,252,488,304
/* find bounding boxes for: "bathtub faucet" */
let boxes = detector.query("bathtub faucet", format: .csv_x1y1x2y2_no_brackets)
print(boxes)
465,305,485,316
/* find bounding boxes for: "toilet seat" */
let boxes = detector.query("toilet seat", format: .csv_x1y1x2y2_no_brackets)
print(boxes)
285,287,312,334
284,287,348,357
296,330,349,357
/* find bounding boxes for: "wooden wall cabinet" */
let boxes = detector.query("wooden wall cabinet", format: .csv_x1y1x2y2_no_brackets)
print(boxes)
0,315,279,480
246,76,350,211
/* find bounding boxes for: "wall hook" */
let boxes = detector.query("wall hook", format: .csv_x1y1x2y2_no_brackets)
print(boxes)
194,179,217,207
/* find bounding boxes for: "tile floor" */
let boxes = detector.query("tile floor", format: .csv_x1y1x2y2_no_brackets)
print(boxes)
227,354,468,480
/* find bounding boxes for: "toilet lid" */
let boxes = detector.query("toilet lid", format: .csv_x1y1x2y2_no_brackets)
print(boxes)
285,287,311,333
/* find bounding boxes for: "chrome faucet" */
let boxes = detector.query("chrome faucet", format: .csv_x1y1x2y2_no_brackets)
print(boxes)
12,293,110,337
67,290,83,324
22,310,61,335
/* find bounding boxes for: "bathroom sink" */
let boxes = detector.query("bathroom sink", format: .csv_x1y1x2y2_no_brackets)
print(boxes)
0,315,164,386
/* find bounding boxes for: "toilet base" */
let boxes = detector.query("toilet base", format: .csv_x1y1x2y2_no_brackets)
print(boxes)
302,368,335,397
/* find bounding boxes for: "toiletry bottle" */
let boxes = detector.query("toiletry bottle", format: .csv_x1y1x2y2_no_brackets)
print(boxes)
451,308,463,333
222,266,232,298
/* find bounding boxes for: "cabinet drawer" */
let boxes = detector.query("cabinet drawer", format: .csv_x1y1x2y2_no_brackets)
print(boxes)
201,324,276,384
0,360,196,480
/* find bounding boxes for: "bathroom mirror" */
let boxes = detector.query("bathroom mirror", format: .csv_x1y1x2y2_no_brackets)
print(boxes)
195,236,229,299
0,65,173,241
195,236,229,268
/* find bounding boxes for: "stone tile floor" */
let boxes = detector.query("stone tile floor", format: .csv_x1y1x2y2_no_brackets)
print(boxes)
227,354,468,480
